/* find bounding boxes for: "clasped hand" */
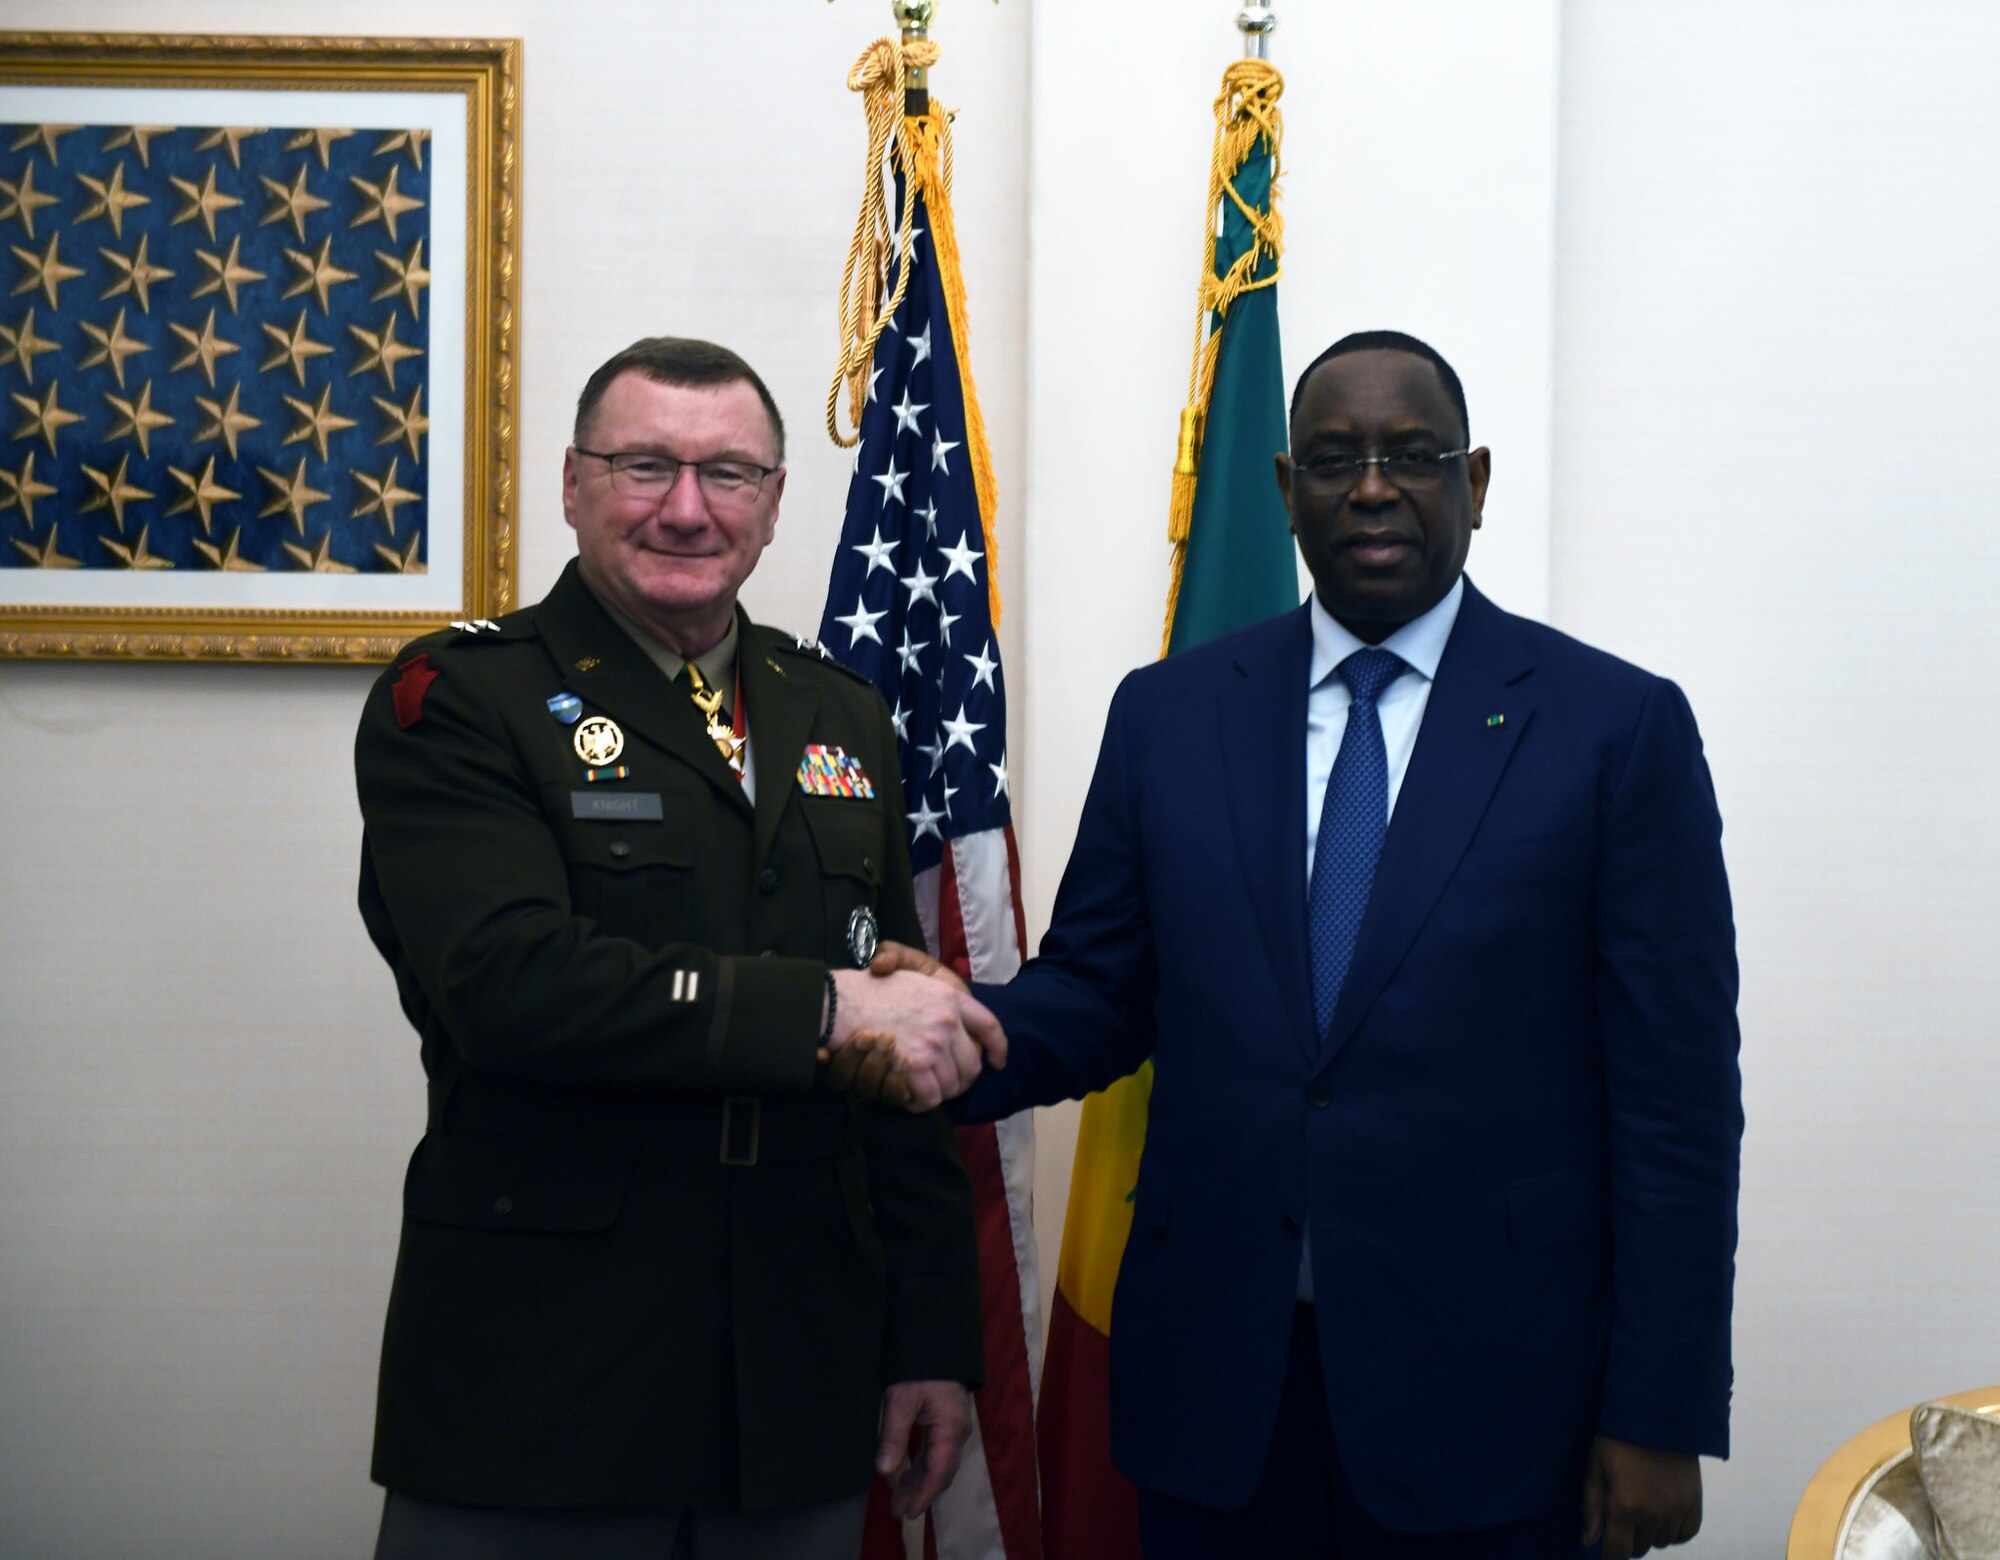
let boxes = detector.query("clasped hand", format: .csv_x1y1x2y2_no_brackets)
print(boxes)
817,942,1006,1110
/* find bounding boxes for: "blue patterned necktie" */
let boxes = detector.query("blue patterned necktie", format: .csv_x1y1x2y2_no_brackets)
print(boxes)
1308,648,1406,1040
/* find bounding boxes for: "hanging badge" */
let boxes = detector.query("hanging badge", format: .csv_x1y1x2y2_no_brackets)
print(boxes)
846,906,880,968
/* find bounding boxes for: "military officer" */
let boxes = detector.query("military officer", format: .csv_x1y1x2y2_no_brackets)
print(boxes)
356,337,1004,1558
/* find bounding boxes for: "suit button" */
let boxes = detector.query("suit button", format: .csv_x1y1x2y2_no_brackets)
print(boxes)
1281,1215,1302,1239
491,1195,513,1216
608,841,631,860
1306,1083,1331,1109
757,867,779,895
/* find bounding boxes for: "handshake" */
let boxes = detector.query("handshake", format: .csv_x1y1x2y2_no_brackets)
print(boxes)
817,942,1008,1111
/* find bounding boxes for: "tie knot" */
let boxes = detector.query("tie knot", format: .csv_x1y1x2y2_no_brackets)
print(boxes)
1339,647,1404,706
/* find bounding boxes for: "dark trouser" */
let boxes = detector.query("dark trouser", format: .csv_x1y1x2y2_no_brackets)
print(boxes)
1137,1307,1594,1560
374,1488,870,1560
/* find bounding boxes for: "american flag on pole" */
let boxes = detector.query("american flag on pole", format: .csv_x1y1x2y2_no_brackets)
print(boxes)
818,113,1043,1560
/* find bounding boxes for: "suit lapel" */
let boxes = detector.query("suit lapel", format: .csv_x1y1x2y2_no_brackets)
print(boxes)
740,617,820,868
1319,581,1537,1065
1219,605,1319,1064
531,563,753,815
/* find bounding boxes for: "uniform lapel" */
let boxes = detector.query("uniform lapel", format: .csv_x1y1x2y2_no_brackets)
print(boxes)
531,563,753,814
739,613,821,868
1219,605,1319,1064
1318,579,1536,1065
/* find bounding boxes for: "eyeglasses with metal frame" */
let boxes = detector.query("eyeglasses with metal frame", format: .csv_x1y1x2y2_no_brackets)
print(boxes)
573,446,782,508
1290,448,1472,489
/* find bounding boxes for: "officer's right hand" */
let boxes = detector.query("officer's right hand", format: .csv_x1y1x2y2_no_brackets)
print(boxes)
826,967,1006,1109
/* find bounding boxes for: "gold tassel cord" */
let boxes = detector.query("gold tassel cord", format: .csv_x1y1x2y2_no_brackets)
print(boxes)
827,35,941,449
1161,58,1285,656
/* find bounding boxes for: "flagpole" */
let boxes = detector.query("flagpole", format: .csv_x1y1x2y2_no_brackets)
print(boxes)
894,0,933,113
1238,1,1277,58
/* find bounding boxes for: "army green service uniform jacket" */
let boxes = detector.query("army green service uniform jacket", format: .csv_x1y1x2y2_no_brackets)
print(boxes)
355,561,983,1512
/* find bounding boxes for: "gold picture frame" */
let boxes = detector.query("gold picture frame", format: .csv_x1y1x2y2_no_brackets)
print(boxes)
0,31,518,661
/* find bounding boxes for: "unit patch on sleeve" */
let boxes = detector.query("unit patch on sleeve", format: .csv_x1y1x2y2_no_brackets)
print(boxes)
391,654,440,730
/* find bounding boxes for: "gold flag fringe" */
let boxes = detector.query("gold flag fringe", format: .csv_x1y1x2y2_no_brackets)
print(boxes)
1161,58,1285,656
829,38,1003,627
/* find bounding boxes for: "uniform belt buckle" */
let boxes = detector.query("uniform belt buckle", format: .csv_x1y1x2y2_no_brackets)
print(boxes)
720,1097,761,1166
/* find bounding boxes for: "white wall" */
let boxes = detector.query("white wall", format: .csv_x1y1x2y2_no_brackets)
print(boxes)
1554,3,2000,1550
4,0,1995,1554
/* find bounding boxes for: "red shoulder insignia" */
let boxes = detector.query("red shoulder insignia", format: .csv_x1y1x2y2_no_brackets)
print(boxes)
391,654,440,729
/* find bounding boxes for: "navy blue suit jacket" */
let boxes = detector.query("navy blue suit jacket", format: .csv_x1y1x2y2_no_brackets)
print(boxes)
960,579,1741,1533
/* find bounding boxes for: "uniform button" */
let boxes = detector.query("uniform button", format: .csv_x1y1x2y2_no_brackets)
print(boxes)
1281,1214,1302,1239
608,841,631,860
757,867,779,895
491,1195,513,1216
1306,1083,1331,1109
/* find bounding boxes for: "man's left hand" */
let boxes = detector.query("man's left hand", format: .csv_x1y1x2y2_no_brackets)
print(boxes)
876,1379,973,1518
1580,1436,1702,1559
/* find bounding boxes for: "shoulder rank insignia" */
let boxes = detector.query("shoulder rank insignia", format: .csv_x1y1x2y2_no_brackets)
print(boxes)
793,634,834,660
450,618,501,634
797,744,875,799
391,654,439,730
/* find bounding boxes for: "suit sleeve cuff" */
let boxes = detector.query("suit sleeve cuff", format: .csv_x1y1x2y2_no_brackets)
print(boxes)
707,956,827,1092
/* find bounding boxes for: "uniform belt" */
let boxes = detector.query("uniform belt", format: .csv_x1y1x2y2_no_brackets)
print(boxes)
433,1078,859,1165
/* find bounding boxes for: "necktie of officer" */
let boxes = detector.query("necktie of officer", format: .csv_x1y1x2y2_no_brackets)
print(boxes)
1308,647,1406,1040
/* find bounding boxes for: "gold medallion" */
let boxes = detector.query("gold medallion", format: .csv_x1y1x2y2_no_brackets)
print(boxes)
573,714,624,766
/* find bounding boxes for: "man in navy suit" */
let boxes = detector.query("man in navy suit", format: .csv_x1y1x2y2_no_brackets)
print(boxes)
883,333,1742,1558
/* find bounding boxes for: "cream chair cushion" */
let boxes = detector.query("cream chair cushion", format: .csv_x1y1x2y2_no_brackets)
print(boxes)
1836,1452,1933,1559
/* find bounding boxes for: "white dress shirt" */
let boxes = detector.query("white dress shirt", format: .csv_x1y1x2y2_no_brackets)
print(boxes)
1297,576,1465,1301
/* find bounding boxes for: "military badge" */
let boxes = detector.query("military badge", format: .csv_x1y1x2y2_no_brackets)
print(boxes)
573,715,625,766
796,744,876,799
546,692,583,725
846,906,880,968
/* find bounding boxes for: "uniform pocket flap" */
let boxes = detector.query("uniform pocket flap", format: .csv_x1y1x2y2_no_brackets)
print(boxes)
801,798,884,887
1504,1166,1605,1252
403,1135,629,1232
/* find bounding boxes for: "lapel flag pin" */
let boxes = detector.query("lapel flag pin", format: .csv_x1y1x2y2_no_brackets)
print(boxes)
546,692,583,724
1487,714,1506,727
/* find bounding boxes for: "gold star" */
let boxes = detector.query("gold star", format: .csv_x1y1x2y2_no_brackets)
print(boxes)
167,308,240,389
168,163,242,242
348,313,425,390
348,164,424,241
0,450,57,521
103,380,176,458
10,382,81,453
372,238,431,318
9,125,79,163
99,233,176,314
283,530,355,573
374,531,427,573
192,235,267,313
102,126,175,168
10,232,84,308
259,310,333,387
99,523,175,569
285,128,354,169
193,127,266,168
258,456,330,533
353,456,421,534
194,384,263,459
0,163,61,239
374,130,430,171
78,452,154,532
372,383,430,463
165,455,242,535
193,527,265,571
75,161,151,239
282,382,358,461
282,234,359,313
0,307,58,383
11,524,81,568
259,163,330,243
77,307,152,389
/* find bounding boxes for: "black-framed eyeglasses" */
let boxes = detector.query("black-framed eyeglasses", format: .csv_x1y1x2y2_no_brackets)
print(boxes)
1290,448,1471,489
573,447,781,509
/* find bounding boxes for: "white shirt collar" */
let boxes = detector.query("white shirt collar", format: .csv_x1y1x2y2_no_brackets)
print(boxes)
1308,575,1466,690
